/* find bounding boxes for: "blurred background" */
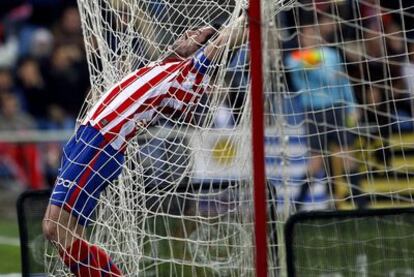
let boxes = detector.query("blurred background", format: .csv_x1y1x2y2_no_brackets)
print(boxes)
0,0,414,275
0,1,88,274
0,0,88,189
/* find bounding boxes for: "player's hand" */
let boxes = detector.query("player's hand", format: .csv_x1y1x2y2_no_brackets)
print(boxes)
216,14,247,48
204,14,248,60
228,14,248,48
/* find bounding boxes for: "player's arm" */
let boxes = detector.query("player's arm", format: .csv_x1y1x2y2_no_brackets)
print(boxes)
191,15,247,76
204,15,248,61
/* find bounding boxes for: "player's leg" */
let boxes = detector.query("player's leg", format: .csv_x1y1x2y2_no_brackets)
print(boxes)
296,110,326,209
43,124,125,276
43,204,123,277
43,204,83,249
303,110,326,177
332,106,365,208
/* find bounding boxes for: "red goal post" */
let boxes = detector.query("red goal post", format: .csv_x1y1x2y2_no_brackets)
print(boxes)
249,0,268,276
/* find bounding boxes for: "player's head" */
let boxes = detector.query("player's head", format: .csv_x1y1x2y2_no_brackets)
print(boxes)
170,26,217,58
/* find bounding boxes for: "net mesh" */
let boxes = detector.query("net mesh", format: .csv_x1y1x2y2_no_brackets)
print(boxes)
286,211,414,276
43,0,414,276
46,0,263,276
277,0,414,210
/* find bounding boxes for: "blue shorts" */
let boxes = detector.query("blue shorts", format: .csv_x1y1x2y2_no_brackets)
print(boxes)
50,124,125,226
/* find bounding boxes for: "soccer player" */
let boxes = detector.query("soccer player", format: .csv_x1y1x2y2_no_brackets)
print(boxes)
42,17,247,277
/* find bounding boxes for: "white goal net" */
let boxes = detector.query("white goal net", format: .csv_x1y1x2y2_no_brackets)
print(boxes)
43,0,414,276
45,0,275,276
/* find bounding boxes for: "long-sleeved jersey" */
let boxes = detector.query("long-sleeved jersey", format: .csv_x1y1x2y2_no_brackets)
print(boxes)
50,50,212,225
84,50,211,150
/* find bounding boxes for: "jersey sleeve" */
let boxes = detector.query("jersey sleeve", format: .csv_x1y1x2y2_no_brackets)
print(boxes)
192,48,212,75
157,48,213,124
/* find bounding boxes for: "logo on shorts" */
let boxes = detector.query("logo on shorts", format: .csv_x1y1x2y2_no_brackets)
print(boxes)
56,177,76,188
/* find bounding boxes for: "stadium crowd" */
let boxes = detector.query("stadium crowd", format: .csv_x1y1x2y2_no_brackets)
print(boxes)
280,0,414,208
0,0,88,189
0,0,413,199
281,0,414,133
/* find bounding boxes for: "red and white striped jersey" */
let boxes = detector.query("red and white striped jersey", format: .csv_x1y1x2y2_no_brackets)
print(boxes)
82,51,211,150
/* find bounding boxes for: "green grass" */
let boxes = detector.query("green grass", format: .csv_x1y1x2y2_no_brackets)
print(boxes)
0,217,21,273
0,218,19,237
290,213,414,276
0,245,20,273
2,206,414,276
138,215,249,277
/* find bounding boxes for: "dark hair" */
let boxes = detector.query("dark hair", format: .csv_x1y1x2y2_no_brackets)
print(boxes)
191,23,221,45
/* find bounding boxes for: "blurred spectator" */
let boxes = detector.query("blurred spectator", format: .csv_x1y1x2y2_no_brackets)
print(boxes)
360,84,391,136
15,56,50,121
46,104,75,130
345,28,387,114
285,24,360,209
0,1,90,190
15,55,78,131
0,93,45,189
0,67,15,94
384,21,405,61
0,1,25,19
52,5,83,49
17,1,72,57
46,44,89,118
0,93,36,130
29,28,54,64
384,21,413,131
347,18,413,133
403,42,414,97
317,14,338,44
0,2,31,68
0,28,18,68
0,66,26,105
356,0,390,32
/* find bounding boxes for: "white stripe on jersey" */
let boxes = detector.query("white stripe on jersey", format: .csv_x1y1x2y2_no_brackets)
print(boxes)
160,97,185,110
80,55,209,150
83,62,181,125
110,119,136,150
109,109,159,150
170,72,196,91
82,69,150,125
133,109,156,124
99,69,181,134
93,62,180,124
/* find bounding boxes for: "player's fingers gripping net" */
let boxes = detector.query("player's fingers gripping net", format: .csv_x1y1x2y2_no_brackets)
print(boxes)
169,26,217,58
